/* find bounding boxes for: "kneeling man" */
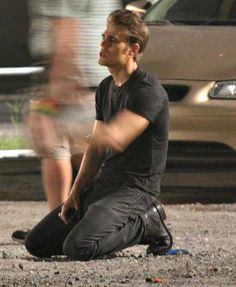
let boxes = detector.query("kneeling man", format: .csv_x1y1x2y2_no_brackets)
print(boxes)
25,9,173,261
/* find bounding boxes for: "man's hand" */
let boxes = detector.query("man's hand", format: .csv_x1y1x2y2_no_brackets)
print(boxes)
60,194,80,224
60,177,80,224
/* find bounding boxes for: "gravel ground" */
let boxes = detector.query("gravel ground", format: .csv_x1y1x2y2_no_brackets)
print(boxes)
0,201,235,287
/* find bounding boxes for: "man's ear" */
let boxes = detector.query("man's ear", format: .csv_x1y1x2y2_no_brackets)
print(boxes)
130,43,140,57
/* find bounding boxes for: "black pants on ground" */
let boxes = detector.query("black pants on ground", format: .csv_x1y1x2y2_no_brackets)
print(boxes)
25,183,156,261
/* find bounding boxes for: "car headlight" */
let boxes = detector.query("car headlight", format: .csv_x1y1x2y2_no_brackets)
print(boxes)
210,81,236,99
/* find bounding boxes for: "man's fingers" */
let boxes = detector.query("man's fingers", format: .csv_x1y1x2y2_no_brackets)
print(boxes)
72,196,80,211
59,206,68,224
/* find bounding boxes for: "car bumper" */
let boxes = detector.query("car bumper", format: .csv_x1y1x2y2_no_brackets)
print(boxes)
161,79,236,152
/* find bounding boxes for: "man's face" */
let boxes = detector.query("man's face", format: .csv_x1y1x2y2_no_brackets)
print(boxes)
98,23,134,68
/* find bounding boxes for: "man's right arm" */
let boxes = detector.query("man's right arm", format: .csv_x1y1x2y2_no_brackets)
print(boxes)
71,120,106,196
60,120,106,222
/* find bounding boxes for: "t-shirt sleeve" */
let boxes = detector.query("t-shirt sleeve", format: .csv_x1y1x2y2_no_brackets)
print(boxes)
127,83,167,124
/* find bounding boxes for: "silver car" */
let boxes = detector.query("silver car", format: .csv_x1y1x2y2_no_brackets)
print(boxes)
141,0,236,159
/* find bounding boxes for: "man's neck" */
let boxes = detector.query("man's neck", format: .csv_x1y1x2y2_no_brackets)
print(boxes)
109,62,138,87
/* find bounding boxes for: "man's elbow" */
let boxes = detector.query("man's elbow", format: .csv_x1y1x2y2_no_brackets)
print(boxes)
90,130,127,153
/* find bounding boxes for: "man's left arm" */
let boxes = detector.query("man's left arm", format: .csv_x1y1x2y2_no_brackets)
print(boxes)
91,109,149,152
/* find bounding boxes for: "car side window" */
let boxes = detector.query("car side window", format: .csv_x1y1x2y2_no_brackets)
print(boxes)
165,0,221,22
144,0,236,25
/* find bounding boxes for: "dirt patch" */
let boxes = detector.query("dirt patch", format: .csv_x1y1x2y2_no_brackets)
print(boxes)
0,201,235,286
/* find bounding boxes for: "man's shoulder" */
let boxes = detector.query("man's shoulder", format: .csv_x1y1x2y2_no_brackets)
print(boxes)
128,68,168,103
129,68,161,90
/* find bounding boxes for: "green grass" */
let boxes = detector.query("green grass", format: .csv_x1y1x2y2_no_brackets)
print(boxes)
0,136,30,150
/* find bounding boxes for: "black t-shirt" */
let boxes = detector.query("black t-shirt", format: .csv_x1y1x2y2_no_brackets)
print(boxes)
95,68,169,195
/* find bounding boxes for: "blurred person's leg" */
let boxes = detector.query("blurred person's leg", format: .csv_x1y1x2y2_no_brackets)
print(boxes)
12,155,75,244
12,158,73,243
38,132,74,211
11,120,73,243
42,158,72,211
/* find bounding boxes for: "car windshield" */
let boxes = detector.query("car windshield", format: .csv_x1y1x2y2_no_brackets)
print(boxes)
144,0,236,26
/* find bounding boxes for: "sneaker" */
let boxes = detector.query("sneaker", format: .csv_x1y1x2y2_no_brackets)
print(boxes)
11,229,30,244
141,201,173,255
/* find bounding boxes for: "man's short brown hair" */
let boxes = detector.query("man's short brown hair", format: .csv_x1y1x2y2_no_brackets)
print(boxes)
108,9,150,54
